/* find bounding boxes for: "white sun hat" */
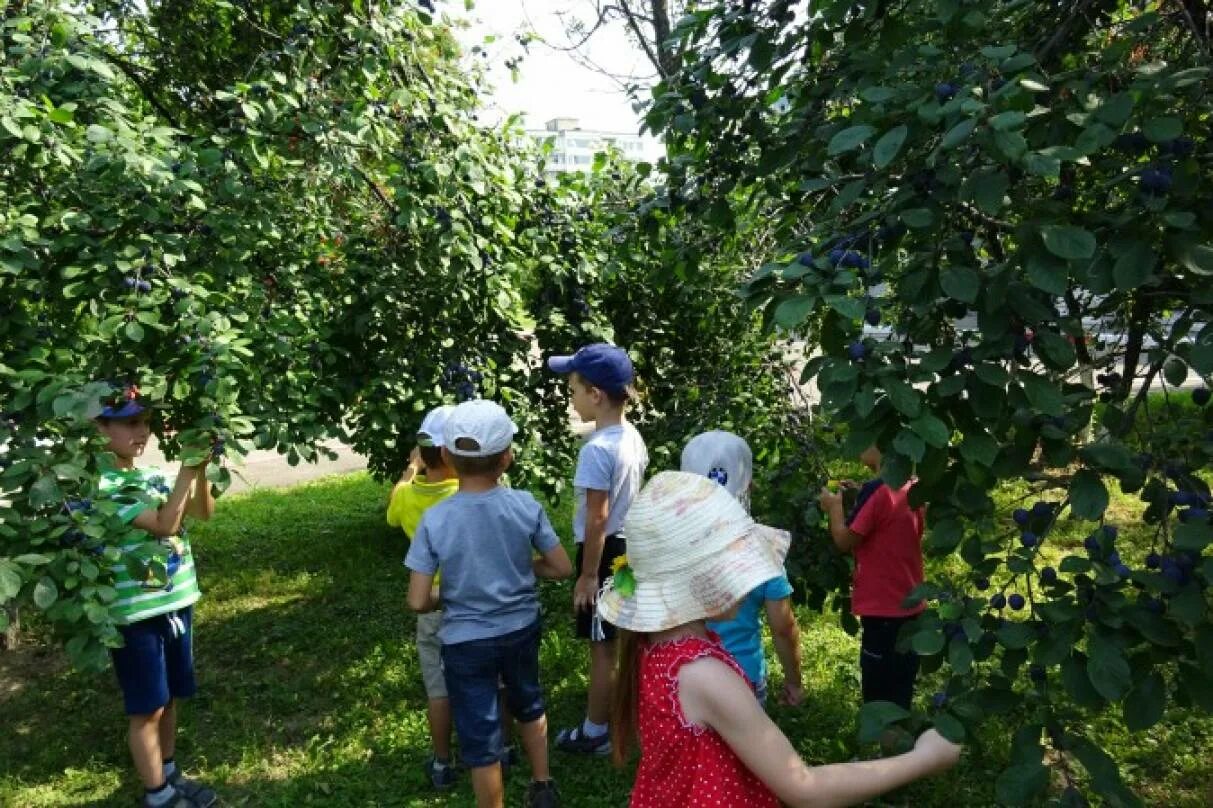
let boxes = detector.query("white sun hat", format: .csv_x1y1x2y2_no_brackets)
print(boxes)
680,430,753,504
596,471,790,633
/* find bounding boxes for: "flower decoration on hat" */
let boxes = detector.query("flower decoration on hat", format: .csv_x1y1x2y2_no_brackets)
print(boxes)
610,553,636,597
707,467,729,487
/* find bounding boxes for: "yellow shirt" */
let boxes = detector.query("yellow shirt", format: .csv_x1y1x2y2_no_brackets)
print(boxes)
388,475,459,584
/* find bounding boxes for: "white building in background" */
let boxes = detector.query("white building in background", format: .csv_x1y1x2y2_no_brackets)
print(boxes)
527,117,654,172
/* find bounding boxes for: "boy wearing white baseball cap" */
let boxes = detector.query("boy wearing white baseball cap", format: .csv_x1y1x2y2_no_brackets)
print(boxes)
387,405,461,788
405,400,573,808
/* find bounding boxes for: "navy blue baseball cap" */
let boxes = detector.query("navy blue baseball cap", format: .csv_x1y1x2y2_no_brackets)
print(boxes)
99,400,146,419
547,343,634,394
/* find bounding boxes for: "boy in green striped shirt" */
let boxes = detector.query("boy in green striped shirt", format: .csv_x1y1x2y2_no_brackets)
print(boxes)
95,386,218,808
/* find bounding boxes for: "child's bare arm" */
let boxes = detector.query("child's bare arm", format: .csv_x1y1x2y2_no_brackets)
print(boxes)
680,657,961,807
131,461,206,538
574,488,610,610
185,458,216,521
765,597,804,705
407,571,439,612
819,487,864,552
388,448,423,506
534,544,574,580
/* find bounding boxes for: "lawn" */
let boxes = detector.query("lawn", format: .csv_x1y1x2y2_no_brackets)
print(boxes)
1,472,1210,806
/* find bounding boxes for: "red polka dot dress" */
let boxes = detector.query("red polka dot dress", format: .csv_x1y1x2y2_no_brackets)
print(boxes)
629,633,780,807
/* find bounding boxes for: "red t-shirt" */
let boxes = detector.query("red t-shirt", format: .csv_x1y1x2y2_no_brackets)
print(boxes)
630,634,779,808
848,480,925,617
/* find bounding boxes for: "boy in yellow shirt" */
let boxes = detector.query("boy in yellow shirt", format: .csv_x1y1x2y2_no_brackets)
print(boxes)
388,405,460,788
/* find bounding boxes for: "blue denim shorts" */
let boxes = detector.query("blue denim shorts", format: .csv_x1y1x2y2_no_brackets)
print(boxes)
441,619,545,767
110,607,196,715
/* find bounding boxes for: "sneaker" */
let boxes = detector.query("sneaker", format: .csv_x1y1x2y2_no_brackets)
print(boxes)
554,726,611,756
141,789,210,808
424,756,457,790
525,779,561,808
164,772,218,808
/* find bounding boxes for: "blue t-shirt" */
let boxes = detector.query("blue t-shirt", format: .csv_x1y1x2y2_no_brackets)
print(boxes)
573,422,648,542
707,574,795,688
405,487,561,644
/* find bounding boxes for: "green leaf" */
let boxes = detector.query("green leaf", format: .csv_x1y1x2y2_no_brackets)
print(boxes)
124,321,145,342
1069,736,1141,807
1041,226,1096,261
941,117,977,149
1173,520,1212,552
948,635,974,673
933,711,965,742
1112,241,1156,289
860,86,897,103
1143,117,1183,142
28,474,62,510
873,125,908,169
881,452,914,488
1034,330,1076,370
927,518,964,553
825,295,866,320
995,762,1049,806
1087,633,1132,701
959,431,998,467
940,267,980,303
0,560,21,601
971,171,1009,215
1175,243,1213,276
912,628,945,655
857,700,910,743
1096,93,1135,127
1020,374,1065,416
1164,357,1188,387
33,576,58,610
13,553,51,566
1063,653,1105,707
1025,254,1068,296
988,111,1025,131
828,125,877,155
774,295,816,328
1070,470,1108,520
886,380,922,417
901,208,934,228
1123,670,1166,731
893,429,926,463
910,413,950,447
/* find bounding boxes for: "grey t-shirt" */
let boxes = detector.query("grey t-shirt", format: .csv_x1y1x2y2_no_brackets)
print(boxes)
405,487,560,645
573,422,649,543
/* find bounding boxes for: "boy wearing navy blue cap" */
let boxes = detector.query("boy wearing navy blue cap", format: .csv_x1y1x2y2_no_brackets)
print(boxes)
547,344,648,756
94,384,219,808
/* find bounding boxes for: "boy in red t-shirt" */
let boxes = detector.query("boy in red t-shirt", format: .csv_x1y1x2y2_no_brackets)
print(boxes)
819,445,925,710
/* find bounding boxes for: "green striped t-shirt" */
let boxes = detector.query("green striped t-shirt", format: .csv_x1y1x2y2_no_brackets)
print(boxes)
99,467,201,624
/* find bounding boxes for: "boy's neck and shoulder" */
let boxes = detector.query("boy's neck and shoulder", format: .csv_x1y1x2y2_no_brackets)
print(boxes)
582,414,646,453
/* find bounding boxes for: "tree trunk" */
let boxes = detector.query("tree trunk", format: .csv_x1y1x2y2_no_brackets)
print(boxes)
1,604,18,650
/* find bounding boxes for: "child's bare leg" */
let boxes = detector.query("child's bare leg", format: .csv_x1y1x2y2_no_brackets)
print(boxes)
128,708,167,788
427,698,452,760
587,640,616,725
517,713,550,780
470,762,505,808
158,700,177,761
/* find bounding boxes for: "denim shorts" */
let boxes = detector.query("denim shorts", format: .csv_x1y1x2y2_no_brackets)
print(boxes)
441,619,545,767
110,607,196,715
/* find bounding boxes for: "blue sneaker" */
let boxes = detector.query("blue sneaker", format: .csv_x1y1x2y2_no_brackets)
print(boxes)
554,726,611,756
424,757,456,790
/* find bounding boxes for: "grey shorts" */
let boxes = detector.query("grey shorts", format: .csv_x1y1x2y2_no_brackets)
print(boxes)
417,610,447,700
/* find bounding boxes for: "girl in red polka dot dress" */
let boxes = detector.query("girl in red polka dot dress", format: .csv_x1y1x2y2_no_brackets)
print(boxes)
597,472,962,807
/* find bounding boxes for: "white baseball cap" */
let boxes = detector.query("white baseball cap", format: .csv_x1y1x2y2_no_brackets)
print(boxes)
417,405,456,448
680,430,753,502
443,400,518,457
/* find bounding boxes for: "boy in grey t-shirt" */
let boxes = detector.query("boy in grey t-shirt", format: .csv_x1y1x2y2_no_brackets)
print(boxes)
406,400,573,808
547,343,649,757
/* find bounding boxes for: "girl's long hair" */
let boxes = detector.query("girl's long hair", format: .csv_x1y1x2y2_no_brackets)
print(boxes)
610,628,645,766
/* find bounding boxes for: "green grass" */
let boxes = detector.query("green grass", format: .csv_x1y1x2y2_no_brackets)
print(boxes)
1,472,1211,806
